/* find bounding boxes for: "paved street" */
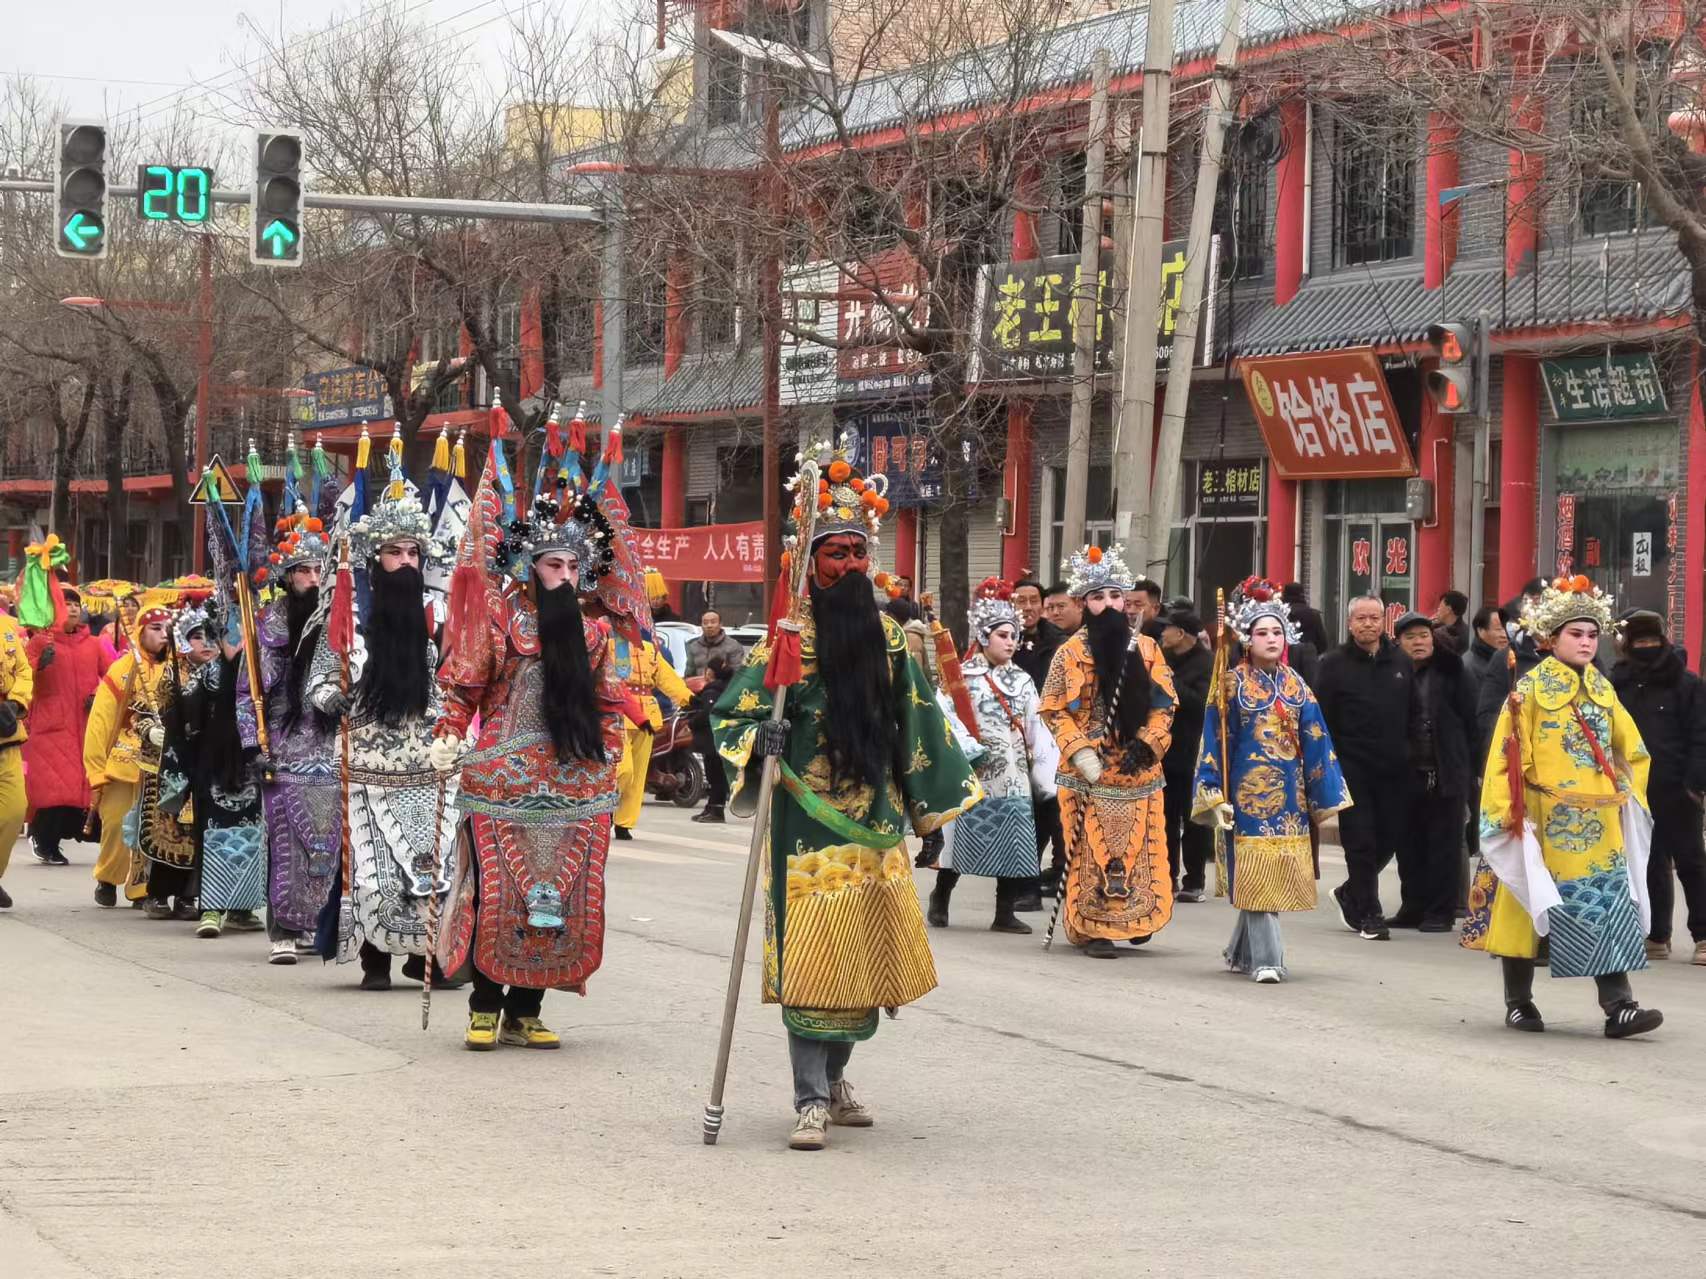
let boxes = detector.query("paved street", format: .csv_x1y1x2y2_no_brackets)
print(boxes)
1,801,1702,1278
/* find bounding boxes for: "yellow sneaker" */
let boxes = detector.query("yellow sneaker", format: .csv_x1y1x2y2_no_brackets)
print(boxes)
465,1011,500,1051
498,1016,560,1049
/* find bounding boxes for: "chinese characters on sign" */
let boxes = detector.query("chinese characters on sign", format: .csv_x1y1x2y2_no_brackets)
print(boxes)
842,403,969,507
972,237,1218,382
1556,493,1576,576
1197,461,1263,515
1540,353,1668,422
1351,537,1372,577
838,247,931,399
630,522,765,584
1240,349,1416,480
1632,530,1653,577
302,366,392,429
1667,492,1680,640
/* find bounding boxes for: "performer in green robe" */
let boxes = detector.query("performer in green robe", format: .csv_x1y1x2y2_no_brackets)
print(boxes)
713,444,981,1152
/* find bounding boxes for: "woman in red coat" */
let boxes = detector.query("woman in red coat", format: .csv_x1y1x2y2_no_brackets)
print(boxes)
24,589,111,865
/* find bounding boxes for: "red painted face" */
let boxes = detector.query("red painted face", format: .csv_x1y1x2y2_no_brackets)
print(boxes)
812,534,870,587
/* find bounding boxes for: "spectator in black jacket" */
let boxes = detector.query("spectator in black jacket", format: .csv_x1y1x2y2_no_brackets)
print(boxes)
1282,582,1331,654
1391,612,1478,931
1476,582,1546,753
689,656,734,824
1611,611,1706,965
1160,610,1213,900
1432,590,1471,655
1315,595,1414,939
1010,578,1065,688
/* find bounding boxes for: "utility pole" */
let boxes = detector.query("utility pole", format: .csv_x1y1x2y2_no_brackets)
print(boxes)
1147,0,1244,578
192,232,214,573
760,76,784,619
1110,0,1176,559
1062,49,1112,555
600,182,625,442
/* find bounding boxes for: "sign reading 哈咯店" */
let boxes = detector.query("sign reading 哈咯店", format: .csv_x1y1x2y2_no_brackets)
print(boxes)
1238,348,1417,480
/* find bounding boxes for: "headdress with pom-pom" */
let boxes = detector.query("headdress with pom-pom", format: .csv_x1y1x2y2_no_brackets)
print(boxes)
968,576,1020,645
1524,575,1614,639
1227,576,1300,645
786,431,891,555
1063,542,1134,599
256,501,331,588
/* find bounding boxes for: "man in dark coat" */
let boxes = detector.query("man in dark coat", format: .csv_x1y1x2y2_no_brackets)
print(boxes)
1432,590,1471,655
1281,582,1330,654
1475,583,1546,755
1391,612,1477,931
1315,595,1413,939
1011,578,1065,908
1611,611,1706,965
1159,609,1213,901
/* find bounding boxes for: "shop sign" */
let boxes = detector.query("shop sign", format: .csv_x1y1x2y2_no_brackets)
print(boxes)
837,246,931,399
1540,353,1668,422
781,260,840,405
1666,492,1680,640
633,521,765,583
1197,460,1263,516
971,237,1218,383
1239,348,1416,480
841,402,974,508
301,365,391,429
1556,493,1576,575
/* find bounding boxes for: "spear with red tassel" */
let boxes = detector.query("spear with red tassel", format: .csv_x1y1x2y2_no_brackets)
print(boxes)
702,457,820,1146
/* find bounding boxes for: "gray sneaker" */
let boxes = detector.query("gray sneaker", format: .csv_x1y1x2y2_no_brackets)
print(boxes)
789,1104,830,1151
828,1079,873,1127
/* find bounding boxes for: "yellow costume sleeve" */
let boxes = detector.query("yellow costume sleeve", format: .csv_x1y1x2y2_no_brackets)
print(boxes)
650,644,692,706
0,619,30,747
1610,697,1651,810
85,654,131,786
1479,695,1520,835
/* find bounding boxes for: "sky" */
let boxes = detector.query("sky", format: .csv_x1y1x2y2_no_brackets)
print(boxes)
8,0,606,142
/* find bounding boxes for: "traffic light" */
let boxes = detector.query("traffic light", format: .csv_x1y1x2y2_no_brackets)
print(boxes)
1424,321,1479,415
56,120,108,259
251,129,304,267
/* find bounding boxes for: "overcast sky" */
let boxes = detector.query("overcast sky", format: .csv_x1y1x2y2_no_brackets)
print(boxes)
9,0,603,133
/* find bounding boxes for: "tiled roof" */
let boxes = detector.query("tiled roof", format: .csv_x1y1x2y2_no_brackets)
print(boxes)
1225,236,1691,356
557,348,768,425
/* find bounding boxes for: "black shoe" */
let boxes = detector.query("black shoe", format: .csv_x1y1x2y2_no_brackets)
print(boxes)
1127,934,1153,946
400,954,426,983
1604,1001,1663,1039
1505,1001,1545,1032
1012,893,1043,913
1331,885,1359,933
914,848,938,868
360,970,393,992
1039,869,1061,896
45,850,69,866
143,898,175,921
990,914,1033,935
94,882,117,908
0,883,11,909
1084,938,1119,958
926,889,949,929
1358,917,1390,941
1419,917,1455,933
1385,910,1424,930
1176,888,1206,903
173,899,200,921
613,826,633,841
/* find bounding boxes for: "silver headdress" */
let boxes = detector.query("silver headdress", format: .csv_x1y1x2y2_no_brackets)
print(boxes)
497,488,619,592
349,492,453,570
173,597,222,651
968,579,1020,645
1062,542,1135,599
1226,577,1300,644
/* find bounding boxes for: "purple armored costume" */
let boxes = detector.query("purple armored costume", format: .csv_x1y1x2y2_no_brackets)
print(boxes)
238,595,341,940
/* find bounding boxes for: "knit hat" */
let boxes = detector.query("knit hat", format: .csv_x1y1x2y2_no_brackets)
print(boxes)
1617,609,1666,645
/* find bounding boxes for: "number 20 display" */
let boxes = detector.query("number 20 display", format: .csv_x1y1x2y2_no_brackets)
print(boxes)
136,165,213,225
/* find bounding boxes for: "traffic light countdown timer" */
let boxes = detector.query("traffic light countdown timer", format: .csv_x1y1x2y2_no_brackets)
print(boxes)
137,165,214,225
251,129,304,267
56,119,108,259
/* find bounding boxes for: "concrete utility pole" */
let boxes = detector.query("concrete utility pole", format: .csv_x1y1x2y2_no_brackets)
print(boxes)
1110,0,1176,562
1147,0,1245,577
1062,48,1112,556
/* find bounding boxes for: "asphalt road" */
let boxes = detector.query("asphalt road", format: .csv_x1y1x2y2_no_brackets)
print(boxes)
1,801,1702,1278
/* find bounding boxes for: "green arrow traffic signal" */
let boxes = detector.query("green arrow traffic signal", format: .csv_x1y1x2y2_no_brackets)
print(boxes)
62,210,103,252
260,218,298,258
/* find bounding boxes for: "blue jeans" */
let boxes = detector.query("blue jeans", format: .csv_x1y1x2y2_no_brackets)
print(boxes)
789,1031,853,1111
1225,910,1285,978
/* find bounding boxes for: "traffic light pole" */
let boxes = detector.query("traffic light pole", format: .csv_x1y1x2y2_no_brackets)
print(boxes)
192,232,213,573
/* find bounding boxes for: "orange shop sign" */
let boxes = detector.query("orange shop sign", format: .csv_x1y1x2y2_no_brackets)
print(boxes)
1239,348,1417,480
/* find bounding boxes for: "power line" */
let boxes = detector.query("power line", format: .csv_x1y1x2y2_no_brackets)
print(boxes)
1,71,200,88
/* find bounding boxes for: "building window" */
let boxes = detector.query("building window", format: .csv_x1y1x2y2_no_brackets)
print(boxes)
1043,464,1113,576
707,45,742,126
1332,113,1415,266
699,272,737,350
626,271,667,363
1215,149,1269,280
1055,152,1086,258
558,293,596,374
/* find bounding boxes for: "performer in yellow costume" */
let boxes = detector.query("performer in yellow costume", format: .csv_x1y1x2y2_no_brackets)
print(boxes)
1463,576,1664,1038
609,631,691,838
0,607,34,908
83,592,178,907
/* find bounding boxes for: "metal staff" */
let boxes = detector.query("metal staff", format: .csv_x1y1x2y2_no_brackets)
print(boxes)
1209,588,1231,897
233,569,273,782
702,459,819,1147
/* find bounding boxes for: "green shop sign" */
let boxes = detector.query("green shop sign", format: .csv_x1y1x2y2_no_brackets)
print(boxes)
1540,352,1668,422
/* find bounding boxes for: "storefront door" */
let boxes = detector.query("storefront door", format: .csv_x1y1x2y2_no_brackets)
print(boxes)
1551,421,1679,628
1329,516,1414,631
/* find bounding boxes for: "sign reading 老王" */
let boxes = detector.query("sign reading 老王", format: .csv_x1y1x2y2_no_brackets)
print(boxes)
1540,352,1668,422
971,237,1218,382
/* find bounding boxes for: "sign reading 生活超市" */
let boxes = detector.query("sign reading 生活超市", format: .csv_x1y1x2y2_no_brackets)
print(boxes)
1540,352,1668,422
1239,348,1416,480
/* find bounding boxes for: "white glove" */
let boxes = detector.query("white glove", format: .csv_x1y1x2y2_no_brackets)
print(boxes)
428,735,463,774
146,723,166,748
1210,802,1234,831
310,687,349,716
1071,748,1103,784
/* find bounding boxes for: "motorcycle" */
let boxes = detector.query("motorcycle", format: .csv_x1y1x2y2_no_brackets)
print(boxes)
646,707,707,808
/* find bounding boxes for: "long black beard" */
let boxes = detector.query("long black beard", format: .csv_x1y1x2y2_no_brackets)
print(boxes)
357,565,431,727
535,581,605,763
1085,607,1148,744
282,585,321,732
811,572,897,790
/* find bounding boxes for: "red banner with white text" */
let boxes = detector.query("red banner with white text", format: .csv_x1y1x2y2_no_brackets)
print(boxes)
632,522,766,583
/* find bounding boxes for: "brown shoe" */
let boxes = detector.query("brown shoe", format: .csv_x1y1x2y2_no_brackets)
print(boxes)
1645,939,1671,961
828,1079,873,1128
1694,940,1706,966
